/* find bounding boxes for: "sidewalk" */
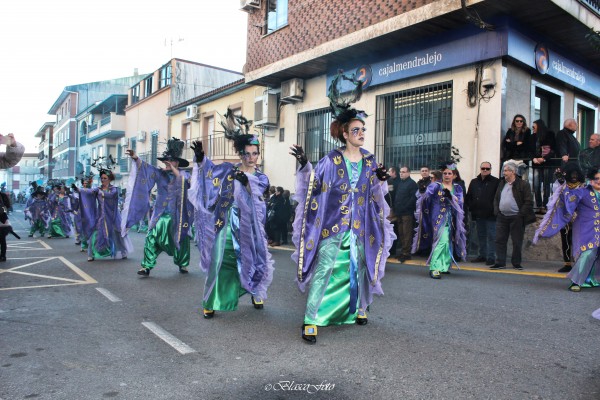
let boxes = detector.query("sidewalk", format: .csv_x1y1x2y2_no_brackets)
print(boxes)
270,243,568,279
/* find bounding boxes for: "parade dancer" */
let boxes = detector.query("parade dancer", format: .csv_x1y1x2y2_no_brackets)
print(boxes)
412,163,467,279
71,174,94,252
46,182,73,238
290,73,395,344
25,184,49,238
122,138,194,276
75,160,132,262
534,167,600,292
189,109,273,319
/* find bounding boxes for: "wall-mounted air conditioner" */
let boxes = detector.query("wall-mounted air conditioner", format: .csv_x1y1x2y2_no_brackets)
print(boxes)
120,137,129,147
281,78,304,102
137,130,147,142
186,105,199,120
240,0,260,12
254,93,278,128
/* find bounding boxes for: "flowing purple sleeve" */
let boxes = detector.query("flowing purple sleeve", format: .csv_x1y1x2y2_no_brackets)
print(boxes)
533,183,580,243
233,173,274,299
290,162,316,292
189,157,230,272
121,158,159,235
79,188,98,241
451,184,468,261
412,185,433,254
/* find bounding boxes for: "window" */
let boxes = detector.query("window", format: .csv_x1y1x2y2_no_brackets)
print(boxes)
91,147,97,161
375,82,453,171
159,64,172,89
575,99,598,146
144,76,153,97
266,0,288,33
131,84,140,104
98,145,104,159
297,108,335,164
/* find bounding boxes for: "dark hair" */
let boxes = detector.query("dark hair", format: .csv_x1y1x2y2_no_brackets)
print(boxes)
533,119,551,142
431,170,442,181
233,135,260,154
101,171,115,182
585,165,599,181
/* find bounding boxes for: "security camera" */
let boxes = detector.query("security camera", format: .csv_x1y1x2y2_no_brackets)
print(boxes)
481,68,496,90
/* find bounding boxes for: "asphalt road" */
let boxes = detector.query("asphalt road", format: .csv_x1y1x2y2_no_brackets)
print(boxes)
1,205,599,400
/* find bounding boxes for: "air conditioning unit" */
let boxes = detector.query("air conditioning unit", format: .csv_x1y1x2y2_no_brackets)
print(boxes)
240,0,260,12
137,130,147,142
120,137,129,147
281,78,304,102
186,105,199,120
254,93,278,128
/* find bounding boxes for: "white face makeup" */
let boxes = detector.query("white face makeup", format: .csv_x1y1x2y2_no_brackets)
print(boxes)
240,144,260,169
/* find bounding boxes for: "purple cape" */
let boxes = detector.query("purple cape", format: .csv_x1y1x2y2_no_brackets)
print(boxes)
291,147,395,294
189,157,274,299
412,182,467,264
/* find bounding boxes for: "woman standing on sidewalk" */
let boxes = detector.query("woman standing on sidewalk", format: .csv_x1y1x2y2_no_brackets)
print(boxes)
534,167,600,291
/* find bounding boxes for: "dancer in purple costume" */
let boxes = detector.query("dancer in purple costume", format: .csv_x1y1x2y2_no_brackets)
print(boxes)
46,183,73,238
534,167,600,291
188,109,273,319
290,72,395,344
412,163,467,279
122,138,194,276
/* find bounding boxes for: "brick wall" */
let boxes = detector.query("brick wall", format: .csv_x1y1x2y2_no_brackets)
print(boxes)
246,0,436,73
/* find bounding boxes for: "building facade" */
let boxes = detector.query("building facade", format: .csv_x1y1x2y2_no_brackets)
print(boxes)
242,0,600,186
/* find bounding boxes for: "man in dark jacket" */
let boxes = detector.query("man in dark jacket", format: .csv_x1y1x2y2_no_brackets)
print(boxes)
465,161,500,265
491,161,535,271
579,133,600,175
555,118,580,167
393,166,418,263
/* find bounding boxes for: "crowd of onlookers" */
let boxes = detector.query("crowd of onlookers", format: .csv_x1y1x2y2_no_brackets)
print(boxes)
265,185,294,246
385,116,599,273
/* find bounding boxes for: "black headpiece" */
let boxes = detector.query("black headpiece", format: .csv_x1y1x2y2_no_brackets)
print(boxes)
328,71,367,124
438,146,463,170
218,108,260,154
92,155,117,177
157,138,189,168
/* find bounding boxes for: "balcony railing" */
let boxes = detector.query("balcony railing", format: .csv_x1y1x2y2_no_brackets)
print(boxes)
579,0,600,15
206,133,239,160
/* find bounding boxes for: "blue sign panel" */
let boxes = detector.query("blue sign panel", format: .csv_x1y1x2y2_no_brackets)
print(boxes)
328,26,600,98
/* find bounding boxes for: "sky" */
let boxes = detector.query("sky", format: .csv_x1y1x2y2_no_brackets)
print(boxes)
0,0,248,152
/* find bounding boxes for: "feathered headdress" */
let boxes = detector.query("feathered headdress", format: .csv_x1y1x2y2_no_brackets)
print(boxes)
218,108,260,154
157,138,189,168
438,146,463,170
328,71,367,124
92,155,117,176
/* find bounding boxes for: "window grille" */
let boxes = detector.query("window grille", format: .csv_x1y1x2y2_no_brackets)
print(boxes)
375,81,453,171
297,107,336,165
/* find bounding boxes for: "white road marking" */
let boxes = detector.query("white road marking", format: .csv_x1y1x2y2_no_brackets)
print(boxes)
141,322,196,355
96,287,122,302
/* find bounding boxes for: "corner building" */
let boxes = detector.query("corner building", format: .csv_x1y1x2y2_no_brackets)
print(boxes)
242,0,600,185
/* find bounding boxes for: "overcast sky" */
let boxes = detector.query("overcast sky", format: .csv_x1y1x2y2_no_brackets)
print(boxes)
0,0,248,151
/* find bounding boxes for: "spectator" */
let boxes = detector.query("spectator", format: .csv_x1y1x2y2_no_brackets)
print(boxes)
281,189,292,245
578,133,600,176
452,169,467,201
417,165,431,194
531,119,556,212
555,118,580,167
502,114,532,162
387,167,400,204
393,165,418,263
465,161,499,265
491,161,536,271
269,186,287,246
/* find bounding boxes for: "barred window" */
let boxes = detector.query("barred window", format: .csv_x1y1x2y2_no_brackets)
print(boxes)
375,82,453,171
297,108,336,165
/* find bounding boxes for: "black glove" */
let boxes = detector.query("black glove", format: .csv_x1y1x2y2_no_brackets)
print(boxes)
71,184,79,192
375,164,389,181
0,212,7,224
418,181,428,194
290,145,308,168
554,169,565,184
443,188,452,198
190,141,204,163
234,169,249,186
